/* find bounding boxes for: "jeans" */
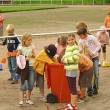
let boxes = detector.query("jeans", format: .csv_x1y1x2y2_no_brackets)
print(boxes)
20,66,35,91
88,57,99,92
7,56,17,81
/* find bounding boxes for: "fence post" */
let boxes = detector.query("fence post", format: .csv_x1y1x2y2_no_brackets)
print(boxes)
82,0,83,5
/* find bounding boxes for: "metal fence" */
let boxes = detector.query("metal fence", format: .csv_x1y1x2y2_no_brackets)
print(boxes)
0,0,110,5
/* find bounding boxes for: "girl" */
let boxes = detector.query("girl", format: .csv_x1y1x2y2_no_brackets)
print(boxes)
96,26,109,65
17,32,35,105
55,35,67,57
61,33,79,110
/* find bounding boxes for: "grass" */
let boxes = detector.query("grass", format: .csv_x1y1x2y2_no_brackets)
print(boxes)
0,5,66,12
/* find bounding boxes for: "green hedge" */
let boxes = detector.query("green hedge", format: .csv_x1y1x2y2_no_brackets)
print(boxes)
13,0,110,5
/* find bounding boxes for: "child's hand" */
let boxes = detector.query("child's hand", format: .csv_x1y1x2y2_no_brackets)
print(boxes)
61,58,65,63
26,56,30,61
29,53,35,58
88,52,94,58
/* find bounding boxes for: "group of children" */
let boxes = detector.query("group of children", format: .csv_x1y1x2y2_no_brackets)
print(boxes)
0,19,110,110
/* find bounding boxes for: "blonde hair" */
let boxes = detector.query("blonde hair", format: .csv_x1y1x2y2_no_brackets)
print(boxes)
57,35,67,46
21,32,32,46
6,24,14,32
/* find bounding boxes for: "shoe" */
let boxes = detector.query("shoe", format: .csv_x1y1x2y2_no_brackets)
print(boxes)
93,85,98,95
87,91,93,97
93,89,98,95
98,61,101,66
64,104,77,110
77,98,85,104
26,99,34,105
19,100,23,105
8,78,13,81
11,80,18,84
40,96,47,102
83,96,87,101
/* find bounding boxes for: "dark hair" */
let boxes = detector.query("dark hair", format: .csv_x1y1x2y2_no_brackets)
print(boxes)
76,21,87,30
77,27,87,35
44,44,57,58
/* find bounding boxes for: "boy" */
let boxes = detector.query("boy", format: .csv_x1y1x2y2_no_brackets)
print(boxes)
77,27,101,96
1,24,20,84
78,54,93,103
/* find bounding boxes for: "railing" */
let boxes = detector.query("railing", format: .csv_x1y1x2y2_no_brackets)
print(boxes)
0,28,110,39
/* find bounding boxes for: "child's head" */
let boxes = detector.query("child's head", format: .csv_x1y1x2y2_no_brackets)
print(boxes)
21,32,32,46
6,24,14,36
107,11,110,16
45,44,57,58
99,26,106,34
77,27,87,39
76,21,87,30
57,35,67,46
67,33,77,46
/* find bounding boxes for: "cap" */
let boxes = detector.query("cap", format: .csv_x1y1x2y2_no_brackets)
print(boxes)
99,26,106,31
46,44,57,57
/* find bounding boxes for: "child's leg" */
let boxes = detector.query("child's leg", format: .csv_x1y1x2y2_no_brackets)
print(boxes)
36,73,46,102
66,77,77,106
20,91,24,101
80,87,86,98
102,45,106,61
71,94,77,106
103,53,106,61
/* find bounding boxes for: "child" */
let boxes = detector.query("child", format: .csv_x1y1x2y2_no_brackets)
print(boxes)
17,32,35,105
55,35,67,57
78,54,93,103
96,26,109,65
0,10,4,36
61,33,79,110
0,24,20,84
33,44,58,102
76,21,90,34
77,27,101,96
104,11,110,36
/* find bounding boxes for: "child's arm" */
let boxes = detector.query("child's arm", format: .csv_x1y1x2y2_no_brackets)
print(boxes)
28,49,36,59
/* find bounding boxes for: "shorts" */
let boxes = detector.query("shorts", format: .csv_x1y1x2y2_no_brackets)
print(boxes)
35,72,44,88
98,44,106,53
78,66,93,88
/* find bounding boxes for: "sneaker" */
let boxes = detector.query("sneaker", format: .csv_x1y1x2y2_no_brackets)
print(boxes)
26,99,34,105
11,80,18,84
8,78,13,81
77,98,85,104
64,104,77,110
19,100,23,105
40,96,47,102
98,61,101,66
87,91,93,97
83,96,87,101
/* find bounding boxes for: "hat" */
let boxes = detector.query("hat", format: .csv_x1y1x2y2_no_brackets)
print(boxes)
46,44,57,57
99,26,106,31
